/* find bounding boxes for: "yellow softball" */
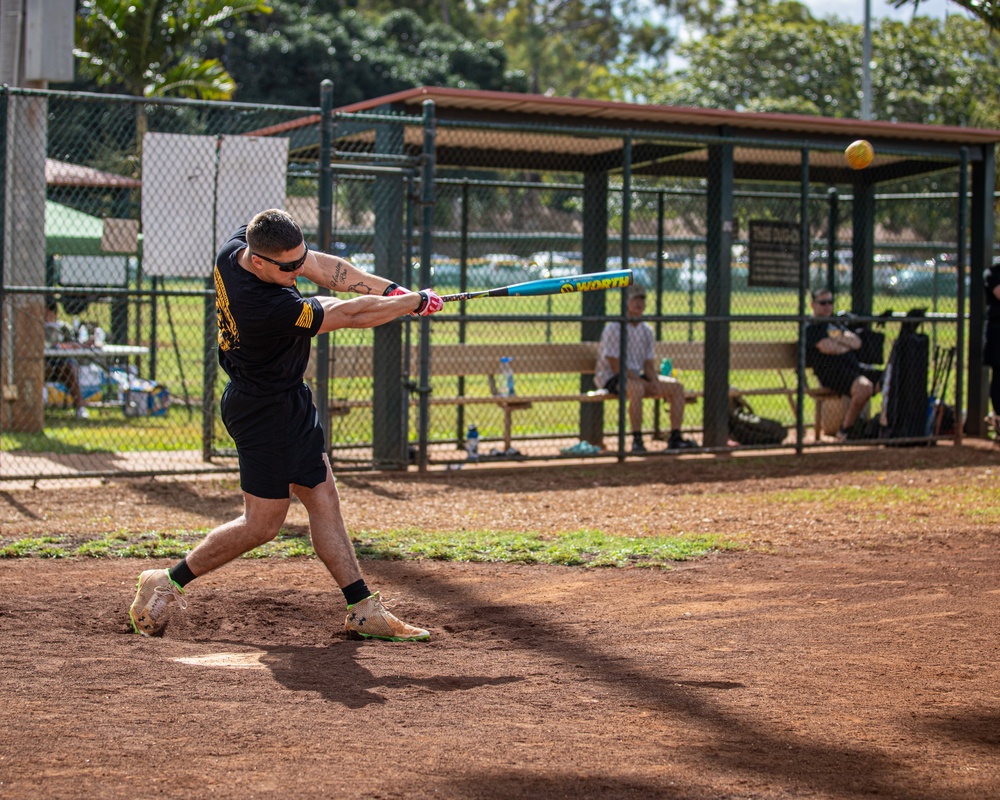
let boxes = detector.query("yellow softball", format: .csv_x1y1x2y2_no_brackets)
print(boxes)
845,139,875,170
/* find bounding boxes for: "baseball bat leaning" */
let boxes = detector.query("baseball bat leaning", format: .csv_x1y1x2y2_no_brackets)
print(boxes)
438,269,634,302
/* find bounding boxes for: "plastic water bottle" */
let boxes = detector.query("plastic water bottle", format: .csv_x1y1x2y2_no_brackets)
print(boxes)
500,356,515,396
660,358,673,377
465,424,479,460
93,327,106,347
78,324,89,344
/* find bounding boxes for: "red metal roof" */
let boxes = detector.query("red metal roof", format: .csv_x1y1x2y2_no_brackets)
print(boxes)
45,159,141,188
333,86,1000,146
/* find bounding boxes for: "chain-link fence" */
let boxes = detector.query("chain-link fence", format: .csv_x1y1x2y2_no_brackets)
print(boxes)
1,86,991,480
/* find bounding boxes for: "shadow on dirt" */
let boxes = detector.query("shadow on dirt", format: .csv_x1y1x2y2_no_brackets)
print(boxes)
404,569,952,800
208,638,522,709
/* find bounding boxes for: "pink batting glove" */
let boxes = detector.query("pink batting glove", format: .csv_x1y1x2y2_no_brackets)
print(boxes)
414,289,444,316
383,282,408,297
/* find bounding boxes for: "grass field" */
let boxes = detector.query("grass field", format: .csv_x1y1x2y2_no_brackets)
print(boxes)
3,277,965,458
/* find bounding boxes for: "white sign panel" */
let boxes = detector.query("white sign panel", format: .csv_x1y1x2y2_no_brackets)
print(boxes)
24,0,75,82
141,133,290,277
141,133,216,278
215,136,289,252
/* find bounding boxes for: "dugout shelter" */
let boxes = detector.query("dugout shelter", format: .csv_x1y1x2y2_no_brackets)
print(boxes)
260,86,998,463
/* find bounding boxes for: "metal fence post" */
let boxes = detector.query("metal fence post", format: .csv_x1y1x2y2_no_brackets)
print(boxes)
954,147,968,445
315,79,334,447
704,139,734,448
797,148,811,453
616,134,632,460
966,144,995,436
416,99,436,472
826,187,838,296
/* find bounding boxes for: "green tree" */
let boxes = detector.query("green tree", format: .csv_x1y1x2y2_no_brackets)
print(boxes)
221,4,527,106
75,0,272,148
643,2,1000,126
75,0,271,98
473,0,674,97
892,0,1000,31
354,0,481,36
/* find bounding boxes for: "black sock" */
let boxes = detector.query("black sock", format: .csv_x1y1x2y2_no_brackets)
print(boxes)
669,429,681,440
168,558,196,588
632,431,643,440
342,579,371,607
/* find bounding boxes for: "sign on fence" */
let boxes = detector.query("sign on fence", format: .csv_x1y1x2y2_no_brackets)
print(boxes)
748,220,800,288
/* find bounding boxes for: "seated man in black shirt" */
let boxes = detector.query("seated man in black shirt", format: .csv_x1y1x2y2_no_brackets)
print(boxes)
805,288,883,441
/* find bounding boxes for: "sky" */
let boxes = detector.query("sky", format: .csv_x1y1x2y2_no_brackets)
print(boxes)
804,0,954,22
666,0,962,71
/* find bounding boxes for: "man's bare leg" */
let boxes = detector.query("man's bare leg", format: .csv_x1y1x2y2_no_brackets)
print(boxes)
624,376,645,431
184,495,290,577
292,456,363,589
129,493,288,635
293,455,429,641
843,375,875,431
652,376,696,449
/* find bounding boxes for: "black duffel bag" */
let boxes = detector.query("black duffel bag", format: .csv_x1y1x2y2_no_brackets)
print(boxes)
729,393,788,445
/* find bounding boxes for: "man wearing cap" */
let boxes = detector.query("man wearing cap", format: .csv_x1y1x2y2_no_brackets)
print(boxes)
594,284,697,452
805,288,882,441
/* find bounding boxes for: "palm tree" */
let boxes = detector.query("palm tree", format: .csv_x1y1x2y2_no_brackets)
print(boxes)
75,0,271,141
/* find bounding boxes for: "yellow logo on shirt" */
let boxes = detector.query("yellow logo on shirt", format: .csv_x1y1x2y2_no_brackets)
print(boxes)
294,303,314,329
215,266,239,352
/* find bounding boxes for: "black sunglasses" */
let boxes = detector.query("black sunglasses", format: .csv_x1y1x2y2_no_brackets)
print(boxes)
814,298,834,305
251,242,309,272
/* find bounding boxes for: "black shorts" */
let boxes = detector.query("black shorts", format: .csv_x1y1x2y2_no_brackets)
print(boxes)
984,320,1000,369
816,365,883,397
221,383,328,499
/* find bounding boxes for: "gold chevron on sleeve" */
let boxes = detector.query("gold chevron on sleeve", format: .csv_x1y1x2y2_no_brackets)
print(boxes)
294,302,314,329
214,266,239,351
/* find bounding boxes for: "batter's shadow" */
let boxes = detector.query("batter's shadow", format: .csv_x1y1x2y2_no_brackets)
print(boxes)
211,638,522,709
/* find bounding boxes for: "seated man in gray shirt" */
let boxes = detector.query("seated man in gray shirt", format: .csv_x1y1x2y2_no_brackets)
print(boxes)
594,285,696,453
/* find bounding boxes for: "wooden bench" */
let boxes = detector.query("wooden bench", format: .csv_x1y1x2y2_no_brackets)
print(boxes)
307,340,840,447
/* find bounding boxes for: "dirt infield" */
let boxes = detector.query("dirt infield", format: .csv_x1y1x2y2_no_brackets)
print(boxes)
2,443,999,799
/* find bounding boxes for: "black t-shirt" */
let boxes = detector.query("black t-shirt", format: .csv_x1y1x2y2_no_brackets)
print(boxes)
985,261,1000,322
805,318,860,386
214,227,325,396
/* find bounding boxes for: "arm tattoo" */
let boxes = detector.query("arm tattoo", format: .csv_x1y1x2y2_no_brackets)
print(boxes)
332,264,348,285
348,281,375,294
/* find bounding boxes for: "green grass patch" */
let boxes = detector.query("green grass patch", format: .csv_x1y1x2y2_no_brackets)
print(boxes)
0,537,67,558
0,527,739,568
759,479,1000,522
352,528,740,568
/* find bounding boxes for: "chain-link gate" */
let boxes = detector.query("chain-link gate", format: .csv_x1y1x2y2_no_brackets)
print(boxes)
2,85,994,481
1,87,321,479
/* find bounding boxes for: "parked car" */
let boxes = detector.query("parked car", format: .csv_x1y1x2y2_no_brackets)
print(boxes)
885,265,970,298
676,255,707,292
468,254,540,288
529,251,582,278
428,255,461,286
350,252,375,272
606,256,655,288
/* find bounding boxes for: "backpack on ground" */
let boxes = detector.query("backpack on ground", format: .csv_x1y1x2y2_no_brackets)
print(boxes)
728,393,787,445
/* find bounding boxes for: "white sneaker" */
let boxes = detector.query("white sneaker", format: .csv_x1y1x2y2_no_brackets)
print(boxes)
75,407,89,419
129,569,187,637
345,593,429,642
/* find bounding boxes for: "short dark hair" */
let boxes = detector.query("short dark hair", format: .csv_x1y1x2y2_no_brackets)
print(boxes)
246,209,303,256
45,295,59,314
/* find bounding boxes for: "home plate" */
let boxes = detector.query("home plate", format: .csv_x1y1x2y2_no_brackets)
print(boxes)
173,652,268,670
